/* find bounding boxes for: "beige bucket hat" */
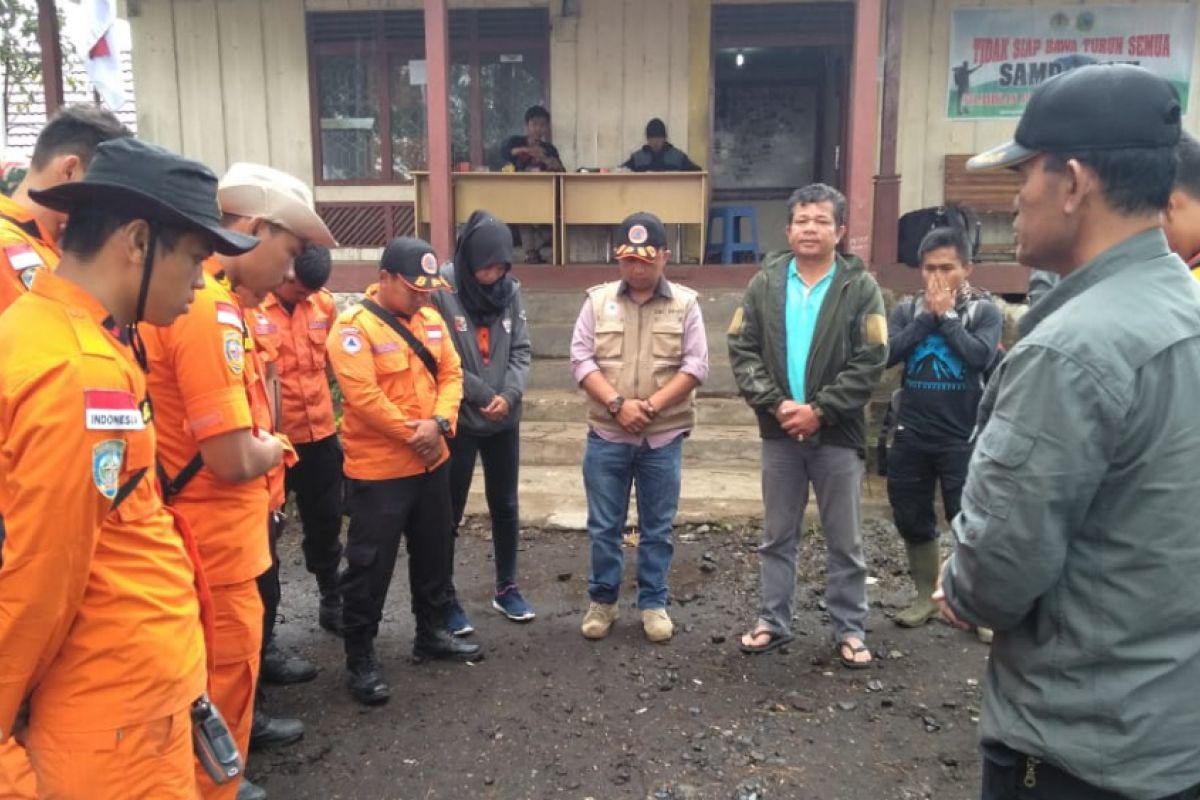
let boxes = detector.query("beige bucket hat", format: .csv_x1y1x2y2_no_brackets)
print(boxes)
218,162,337,247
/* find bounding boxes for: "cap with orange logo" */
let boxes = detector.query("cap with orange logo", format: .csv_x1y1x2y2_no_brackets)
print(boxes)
380,236,450,291
613,212,668,263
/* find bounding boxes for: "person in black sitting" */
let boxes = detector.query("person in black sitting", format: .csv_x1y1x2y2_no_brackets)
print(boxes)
622,118,701,172
502,105,564,173
501,105,563,262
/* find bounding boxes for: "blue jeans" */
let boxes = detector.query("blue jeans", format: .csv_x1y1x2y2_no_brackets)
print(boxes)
582,431,683,609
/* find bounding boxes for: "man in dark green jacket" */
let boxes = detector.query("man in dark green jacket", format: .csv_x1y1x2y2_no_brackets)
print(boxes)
729,183,887,668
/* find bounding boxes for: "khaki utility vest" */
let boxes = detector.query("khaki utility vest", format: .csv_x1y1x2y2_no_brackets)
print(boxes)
586,280,698,435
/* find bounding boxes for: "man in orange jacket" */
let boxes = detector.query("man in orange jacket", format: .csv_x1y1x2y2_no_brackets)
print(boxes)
328,237,481,706
143,162,334,800
0,104,128,316
0,105,130,800
0,137,258,799
257,245,345,635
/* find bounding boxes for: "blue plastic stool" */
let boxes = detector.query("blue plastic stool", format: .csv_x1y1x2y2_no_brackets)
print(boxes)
705,205,761,264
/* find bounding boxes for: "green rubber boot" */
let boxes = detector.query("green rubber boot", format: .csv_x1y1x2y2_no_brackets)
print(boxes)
895,540,942,628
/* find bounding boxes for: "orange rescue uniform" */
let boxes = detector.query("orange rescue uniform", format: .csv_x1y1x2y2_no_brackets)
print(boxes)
142,259,273,800
327,285,463,480
258,290,337,444
0,271,206,799
0,194,59,316
0,195,59,799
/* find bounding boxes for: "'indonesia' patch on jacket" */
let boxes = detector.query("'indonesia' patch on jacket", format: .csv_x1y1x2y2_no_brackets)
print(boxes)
84,389,145,430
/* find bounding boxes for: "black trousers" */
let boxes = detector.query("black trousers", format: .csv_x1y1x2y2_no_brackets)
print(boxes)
981,743,1200,800
447,426,521,590
340,464,454,651
886,430,972,544
257,511,284,652
285,435,345,585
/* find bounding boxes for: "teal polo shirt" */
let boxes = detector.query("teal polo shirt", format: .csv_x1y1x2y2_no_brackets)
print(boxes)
786,258,835,402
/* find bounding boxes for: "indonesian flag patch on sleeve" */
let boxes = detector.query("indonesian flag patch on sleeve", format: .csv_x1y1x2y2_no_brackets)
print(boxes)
84,389,146,430
4,244,41,271
215,301,244,329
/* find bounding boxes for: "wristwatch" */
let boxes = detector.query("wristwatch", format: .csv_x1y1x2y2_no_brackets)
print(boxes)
433,415,452,437
606,396,625,417
942,308,960,321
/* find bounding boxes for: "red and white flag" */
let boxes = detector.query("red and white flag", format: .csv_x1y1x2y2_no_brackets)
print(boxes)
77,0,126,109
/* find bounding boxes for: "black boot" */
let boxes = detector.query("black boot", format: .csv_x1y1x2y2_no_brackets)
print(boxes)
412,626,484,664
317,575,343,636
249,708,305,751
345,639,389,706
260,640,318,685
236,777,268,800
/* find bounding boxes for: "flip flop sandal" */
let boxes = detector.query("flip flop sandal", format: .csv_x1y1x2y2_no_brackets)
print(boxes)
739,627,794,654
837,640,873,670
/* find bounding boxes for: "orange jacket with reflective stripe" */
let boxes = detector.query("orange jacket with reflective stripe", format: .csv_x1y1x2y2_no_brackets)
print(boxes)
0,194,59,316
327,286,462,480
256,291,337,444
141,260,271,586
0,271,205,737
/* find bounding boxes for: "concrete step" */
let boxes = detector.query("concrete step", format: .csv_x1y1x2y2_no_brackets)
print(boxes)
522,288,746,325
525,357,741,395
531,321,736,361
516,420,760,467
464,463,765,528
522,389,758,427
463,464,894,528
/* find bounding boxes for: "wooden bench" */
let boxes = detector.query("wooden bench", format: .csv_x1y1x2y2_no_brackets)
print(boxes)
944,154,1020,213
944,154,1021,261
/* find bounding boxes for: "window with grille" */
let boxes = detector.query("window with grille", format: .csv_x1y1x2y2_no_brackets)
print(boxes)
308,9,550,184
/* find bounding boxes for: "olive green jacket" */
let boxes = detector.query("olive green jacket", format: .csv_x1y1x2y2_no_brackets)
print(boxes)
727,251,887,452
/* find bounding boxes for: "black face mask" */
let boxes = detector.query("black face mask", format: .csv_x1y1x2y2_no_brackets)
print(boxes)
453,211,515,326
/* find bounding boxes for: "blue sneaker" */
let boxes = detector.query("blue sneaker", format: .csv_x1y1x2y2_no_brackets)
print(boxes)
492,585,535,622
447,600,474,636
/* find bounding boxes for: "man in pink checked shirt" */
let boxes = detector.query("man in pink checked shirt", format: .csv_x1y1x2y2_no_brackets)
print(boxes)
568,211,710,645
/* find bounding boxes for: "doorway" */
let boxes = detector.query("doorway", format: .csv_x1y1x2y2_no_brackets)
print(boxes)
710,3,853,254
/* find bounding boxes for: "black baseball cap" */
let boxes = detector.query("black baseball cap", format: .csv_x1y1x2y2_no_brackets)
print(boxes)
380,236,449,291
613,212,668,263
29,137,258,255
968,64,1181,172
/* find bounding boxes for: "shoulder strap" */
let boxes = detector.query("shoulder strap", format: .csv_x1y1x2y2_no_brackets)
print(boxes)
361,298,439,380
111,467,149,512
156,454,205,501
0,210,42,242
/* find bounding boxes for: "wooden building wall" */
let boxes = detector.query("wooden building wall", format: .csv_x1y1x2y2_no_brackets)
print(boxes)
896,0,1200,214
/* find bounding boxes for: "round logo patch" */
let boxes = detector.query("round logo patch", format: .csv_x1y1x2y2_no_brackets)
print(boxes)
421,252,439,275
628,224,648,245
92,439,126,499
341,332,363,355
223,330,245,375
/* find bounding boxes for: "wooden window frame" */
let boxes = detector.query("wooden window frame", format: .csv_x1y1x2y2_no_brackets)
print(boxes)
307,10,550,187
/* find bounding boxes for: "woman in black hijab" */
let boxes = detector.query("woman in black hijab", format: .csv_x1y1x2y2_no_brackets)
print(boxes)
432,210,535,633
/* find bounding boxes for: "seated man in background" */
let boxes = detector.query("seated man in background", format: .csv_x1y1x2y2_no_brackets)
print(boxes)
622,118,701,173
502,105,563,263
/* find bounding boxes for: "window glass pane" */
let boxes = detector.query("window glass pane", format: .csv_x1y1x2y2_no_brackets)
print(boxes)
317,53,381,181
450,62,472,166
480,52,547,169
390,57,428,179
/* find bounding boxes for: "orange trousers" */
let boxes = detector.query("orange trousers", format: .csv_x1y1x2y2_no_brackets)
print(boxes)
0,741,35,800
197,579,262,800
24,705,197,799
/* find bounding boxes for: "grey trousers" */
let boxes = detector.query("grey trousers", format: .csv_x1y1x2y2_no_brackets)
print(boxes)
757,437,868,642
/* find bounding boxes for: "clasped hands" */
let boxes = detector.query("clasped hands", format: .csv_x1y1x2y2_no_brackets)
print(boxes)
775,400,820,440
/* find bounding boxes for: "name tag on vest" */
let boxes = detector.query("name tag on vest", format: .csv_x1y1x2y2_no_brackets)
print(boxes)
84,389,146,430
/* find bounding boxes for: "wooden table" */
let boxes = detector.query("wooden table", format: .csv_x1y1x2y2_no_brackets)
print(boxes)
558,172,708,263
412,171,559,263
